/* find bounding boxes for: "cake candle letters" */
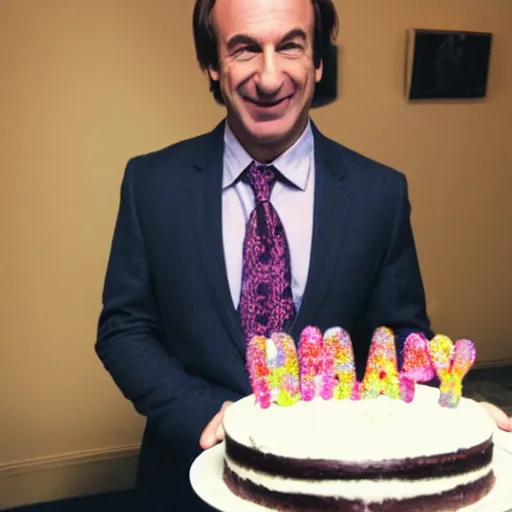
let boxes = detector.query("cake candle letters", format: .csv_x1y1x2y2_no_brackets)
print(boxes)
246,333,300,408
247,335,272,408
401,333,436,382
298,326,323,401
320,327,359,400
247,326,476,409
361,327,401,400
427,335,476,408
269,333,301,406
399,332,436,402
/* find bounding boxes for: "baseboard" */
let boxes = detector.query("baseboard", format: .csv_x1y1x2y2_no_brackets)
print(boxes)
0,444,140,510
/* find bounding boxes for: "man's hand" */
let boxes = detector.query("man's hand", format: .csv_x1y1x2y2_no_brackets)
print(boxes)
199,401,233,450
480,402,512,432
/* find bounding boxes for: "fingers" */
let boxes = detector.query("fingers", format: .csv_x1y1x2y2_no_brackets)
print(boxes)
199,411,222,450
199,401,233,450
199,414,221,450
480,402,512,432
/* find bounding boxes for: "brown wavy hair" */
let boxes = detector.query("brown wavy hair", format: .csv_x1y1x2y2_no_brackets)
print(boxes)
192,0,339,105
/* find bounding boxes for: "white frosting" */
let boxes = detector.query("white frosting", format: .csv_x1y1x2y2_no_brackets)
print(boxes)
225,456,493,501
223,385,495,462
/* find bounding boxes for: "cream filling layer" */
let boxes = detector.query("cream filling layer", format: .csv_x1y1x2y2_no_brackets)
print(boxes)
225,456,493,502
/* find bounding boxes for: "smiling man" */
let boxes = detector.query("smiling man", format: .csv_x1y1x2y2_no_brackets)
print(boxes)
96,0,512,510
206,0,323,162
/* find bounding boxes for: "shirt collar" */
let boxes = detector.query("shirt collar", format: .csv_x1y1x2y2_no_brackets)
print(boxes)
222,119,314,191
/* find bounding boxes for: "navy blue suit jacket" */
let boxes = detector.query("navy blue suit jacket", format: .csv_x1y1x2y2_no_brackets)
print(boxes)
96,121,432,510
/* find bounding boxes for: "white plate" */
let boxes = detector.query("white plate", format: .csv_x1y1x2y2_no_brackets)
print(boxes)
190,440,512,512
493,429,512,454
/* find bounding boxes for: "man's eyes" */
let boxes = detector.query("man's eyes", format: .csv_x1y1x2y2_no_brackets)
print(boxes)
233,42,304,59
237,45,260,55
279,42,303,52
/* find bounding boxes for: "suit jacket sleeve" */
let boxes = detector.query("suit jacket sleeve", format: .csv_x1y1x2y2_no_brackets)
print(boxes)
359,173,434,365
96,160,242,450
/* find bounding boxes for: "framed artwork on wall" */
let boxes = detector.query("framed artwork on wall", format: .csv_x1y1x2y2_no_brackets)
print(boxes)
405,29,492,101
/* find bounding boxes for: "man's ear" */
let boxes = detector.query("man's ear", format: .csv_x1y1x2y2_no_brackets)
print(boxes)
315,60,323,83
208,67,220,81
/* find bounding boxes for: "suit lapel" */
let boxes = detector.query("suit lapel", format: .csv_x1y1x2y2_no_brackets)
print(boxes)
290,125,349,341
188,122,246,359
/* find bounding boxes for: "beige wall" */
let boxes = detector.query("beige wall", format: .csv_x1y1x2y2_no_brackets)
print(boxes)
1,0,511,507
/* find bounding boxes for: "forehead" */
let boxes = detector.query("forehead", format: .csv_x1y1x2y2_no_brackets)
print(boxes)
212,0,315,42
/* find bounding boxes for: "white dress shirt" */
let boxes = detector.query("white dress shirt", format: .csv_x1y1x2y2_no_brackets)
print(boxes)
222,121,315,312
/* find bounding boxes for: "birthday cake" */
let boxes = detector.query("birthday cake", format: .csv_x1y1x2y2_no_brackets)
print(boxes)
222,327,496,511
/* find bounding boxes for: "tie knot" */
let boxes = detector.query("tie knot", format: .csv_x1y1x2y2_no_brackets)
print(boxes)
244,163,277,203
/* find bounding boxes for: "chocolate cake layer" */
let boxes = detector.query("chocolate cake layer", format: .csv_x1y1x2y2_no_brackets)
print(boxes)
225,434,493,481
223,463,495,512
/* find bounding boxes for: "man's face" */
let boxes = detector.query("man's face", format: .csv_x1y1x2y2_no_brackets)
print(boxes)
209,0,322,152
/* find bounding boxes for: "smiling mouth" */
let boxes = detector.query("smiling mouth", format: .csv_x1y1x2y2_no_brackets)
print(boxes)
245,95,292,108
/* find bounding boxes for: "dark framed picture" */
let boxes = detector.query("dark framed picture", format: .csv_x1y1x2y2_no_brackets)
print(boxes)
405,29,493,100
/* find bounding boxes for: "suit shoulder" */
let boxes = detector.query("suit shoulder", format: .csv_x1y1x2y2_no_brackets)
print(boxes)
124,130,213,178
321,135,407,186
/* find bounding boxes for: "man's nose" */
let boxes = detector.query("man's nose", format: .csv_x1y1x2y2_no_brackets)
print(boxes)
254,48,283,96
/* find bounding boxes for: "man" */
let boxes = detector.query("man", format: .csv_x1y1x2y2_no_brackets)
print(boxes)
96,0,511,510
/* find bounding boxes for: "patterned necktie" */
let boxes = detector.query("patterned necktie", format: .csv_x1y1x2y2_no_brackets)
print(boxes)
239,162,296,344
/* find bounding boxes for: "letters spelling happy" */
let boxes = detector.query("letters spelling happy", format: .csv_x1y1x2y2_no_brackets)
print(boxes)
246,326,476,409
